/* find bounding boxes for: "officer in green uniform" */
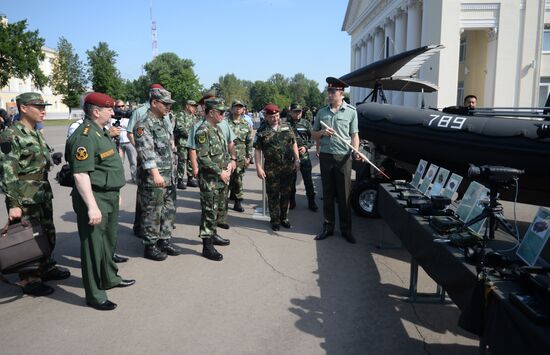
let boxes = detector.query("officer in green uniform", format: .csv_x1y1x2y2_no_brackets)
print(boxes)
174,100,199,189
254,104,300,231
0,92,70,297
311,77,361,244
66,92,135,311
288,103,318,212
195,100,231,261
227,100,252,213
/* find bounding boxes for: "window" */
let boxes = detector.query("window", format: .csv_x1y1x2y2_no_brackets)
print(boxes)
543,25,550,52
457,82,464,106
459,38,466,62
539,77,550,107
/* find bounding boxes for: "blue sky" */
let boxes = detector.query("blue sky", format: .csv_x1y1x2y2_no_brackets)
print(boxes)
2,0,351,89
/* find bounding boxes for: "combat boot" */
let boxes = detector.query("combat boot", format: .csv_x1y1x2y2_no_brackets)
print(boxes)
233,199,244,212
308,196,318,212
212,234,230,246
289,194,296,210
144,244,167,261
157,239,182,256
202,238,223,261
177,179,187,190
187,177,199,187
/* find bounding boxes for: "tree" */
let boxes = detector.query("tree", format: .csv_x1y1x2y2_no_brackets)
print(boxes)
143,52,202,110
49,37,87,111
217,73,250,106
249,80,278,111
86,42,124,98
0,19,47,89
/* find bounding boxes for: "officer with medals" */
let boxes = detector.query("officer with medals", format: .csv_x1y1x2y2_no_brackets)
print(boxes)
254,104,300,231
66,92,135,310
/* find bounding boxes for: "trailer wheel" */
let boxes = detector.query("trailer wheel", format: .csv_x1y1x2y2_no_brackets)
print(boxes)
352,180,380,218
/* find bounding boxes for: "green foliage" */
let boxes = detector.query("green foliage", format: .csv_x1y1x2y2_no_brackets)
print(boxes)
143,52,202,110
249,80,278,111
217,73,250,106
86,42,125,98
50,37,87,110
122,76,150,104
0,19,47,89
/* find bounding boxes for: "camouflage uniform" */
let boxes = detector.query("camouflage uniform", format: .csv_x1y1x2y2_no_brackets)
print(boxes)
227,116,252,200
195,120,230,238
134,109,177,246
289,116,316,202
304,108,314,123
173,110,196,181
0,121,57,274
253,123,297,224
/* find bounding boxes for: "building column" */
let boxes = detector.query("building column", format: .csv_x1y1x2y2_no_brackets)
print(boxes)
373,27,384,62
394,10,407,105
352,43,362,104
405,0,422,107
484,28,498,107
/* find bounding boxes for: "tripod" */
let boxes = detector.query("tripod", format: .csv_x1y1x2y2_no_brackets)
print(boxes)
360,81,388,104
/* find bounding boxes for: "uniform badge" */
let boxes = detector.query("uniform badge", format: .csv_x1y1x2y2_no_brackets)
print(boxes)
75,146,89,161
82,126,90,136
0,139,12,154
197,132,206,144
136,127,144,138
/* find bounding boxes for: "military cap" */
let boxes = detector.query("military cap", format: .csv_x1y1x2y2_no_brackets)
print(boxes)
84,92,115,107
205,98,227,111
198,89,217,105
16,92,51,106
186,100,198,106
150,88,176,104
290,103,302,111
264,104,280,115
326,76,349,89
231,100,245,107
150,83,164,89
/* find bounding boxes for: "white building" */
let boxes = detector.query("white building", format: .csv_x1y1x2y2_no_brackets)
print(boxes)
342,0,550,109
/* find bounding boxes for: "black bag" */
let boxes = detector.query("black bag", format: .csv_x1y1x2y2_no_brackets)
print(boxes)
56,163,75,187
0,220,51,274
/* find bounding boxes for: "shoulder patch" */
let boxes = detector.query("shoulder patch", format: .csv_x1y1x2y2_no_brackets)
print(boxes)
0,139,12,154
136,127,144,138
197,130,207,144
75,146,89,161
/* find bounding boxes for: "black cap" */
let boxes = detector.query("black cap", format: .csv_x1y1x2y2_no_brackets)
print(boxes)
326,77,348,89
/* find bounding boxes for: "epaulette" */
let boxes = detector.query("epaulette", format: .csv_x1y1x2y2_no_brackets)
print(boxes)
81,123,92,136
345,103,356,111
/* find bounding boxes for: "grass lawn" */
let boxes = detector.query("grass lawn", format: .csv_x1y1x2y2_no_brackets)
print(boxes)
42,119,78,127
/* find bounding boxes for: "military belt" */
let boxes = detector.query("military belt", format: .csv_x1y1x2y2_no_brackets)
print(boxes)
19,172,48,181
92,185,120,192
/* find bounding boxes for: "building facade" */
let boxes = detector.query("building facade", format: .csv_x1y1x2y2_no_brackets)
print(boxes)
342,0,550,109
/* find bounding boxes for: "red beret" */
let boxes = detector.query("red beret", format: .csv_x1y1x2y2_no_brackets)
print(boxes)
85,92,115,107
264,104,280,115
150,84,163,89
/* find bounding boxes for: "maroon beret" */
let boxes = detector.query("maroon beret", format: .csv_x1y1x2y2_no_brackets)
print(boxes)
85,92,115,107
264,104,280,115
150,84,163,89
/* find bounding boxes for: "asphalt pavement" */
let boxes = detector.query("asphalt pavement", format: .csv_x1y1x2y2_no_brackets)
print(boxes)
1,124,537,354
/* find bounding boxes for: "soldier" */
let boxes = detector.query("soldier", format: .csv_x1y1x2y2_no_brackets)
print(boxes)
134,87,182,261
288,103,318,212
227,100,252,212
66,92,135,310
195,100,232,261
311,77,361,244
0,92,70,296
304,106,314,123
173,100,198,190
254,104,300,231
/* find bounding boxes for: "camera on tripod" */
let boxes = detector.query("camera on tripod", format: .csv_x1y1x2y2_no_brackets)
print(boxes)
468,164,524,184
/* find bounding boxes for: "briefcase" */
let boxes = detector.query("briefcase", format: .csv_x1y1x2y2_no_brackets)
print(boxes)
0,220,51,273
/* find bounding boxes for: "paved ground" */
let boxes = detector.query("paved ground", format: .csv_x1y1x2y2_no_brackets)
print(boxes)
0,124,537,354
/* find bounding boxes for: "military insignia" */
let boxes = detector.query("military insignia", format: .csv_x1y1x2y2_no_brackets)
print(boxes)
280,126,289,132
197,132,206,144
99,149,115,159
136,127,144,138
75,146,89,161
82,126,90,136
0,139,12,154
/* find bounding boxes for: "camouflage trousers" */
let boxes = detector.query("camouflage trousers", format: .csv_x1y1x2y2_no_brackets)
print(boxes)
217,183,229,225
229,159,247,200
138,185,176,245
265,168,293,224
9,200,57,277
291,156,315,198
176,145,193,180
198,178,226,238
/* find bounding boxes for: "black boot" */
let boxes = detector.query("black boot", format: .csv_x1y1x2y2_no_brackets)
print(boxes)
314,224,334,241
307,196,318,212
202,238,223,261
233,199,245,212
157,239,182,256
212,234,230,246
177,178,187,190
187,177,199,187
144,244,167,261
289,194,296,210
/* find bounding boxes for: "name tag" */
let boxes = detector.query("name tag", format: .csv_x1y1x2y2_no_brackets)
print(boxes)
100,149,115,159
280,127,289,132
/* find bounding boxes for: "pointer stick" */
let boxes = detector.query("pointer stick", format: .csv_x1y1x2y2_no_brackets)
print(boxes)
320,121,391,180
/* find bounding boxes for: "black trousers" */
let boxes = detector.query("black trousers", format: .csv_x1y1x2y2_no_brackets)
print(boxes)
319,152,352,232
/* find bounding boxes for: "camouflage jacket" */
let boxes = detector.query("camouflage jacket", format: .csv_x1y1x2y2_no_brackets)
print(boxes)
253,123,296,171
195,120,230,186
173,110,196,147
0,121,53,208
288,117,313,160
226,116,252,161
134,109,176,187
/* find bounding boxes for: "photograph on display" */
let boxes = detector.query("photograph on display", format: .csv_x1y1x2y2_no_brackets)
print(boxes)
455,181,490,234
517,207,550,266
441,173,463,200
410,159,428,189
418,164,439,195
429,167,450,196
